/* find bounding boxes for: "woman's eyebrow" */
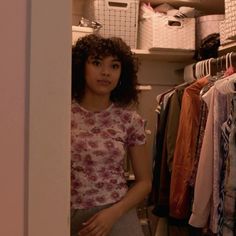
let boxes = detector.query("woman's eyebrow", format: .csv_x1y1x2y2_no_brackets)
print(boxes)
112,58,121,63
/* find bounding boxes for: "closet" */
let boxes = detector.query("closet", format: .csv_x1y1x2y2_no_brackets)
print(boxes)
72,0,236,235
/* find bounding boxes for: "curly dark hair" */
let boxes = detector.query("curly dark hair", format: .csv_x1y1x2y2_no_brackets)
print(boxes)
72,34,140,106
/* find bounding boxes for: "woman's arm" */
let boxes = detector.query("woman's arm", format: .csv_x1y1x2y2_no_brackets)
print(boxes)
111,144,152,216
79,144,152,236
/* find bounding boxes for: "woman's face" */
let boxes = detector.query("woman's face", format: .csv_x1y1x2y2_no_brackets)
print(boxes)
84,55,121,98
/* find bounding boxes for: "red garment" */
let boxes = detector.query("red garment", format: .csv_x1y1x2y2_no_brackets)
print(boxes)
169,77,209,219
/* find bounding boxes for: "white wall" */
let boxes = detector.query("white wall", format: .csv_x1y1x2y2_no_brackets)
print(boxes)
0,0,71,235
28,0,71,235
0,1,28,235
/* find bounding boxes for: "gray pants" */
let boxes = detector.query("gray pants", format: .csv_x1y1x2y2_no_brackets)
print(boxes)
71,204,144,236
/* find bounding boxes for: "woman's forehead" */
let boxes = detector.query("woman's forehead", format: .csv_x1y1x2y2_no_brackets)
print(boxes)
88,54,120,61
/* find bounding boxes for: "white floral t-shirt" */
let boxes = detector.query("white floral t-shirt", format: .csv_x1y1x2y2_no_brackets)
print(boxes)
71,101,146,209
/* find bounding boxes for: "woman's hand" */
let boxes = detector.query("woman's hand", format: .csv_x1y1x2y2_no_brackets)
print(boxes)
78,206,121,236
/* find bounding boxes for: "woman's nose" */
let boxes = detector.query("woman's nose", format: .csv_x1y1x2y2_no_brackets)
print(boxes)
101,66,110,76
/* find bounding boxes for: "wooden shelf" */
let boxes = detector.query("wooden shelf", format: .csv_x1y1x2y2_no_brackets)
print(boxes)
219,41,236,55
140,0,224,14
132,48,195,62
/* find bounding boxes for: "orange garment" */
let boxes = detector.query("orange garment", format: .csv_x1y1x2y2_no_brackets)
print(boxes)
169,77,209,219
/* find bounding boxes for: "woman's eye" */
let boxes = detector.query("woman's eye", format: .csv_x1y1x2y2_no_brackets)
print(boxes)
92,60,101,66
112,64,120,69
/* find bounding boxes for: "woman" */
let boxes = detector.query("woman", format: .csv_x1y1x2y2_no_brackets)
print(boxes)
71,34,152,236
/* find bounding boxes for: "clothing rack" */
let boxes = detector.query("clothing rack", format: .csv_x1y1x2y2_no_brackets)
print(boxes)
207,51,236,74
184,51,236,82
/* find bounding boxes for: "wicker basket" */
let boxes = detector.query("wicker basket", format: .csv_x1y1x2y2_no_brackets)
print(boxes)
219,19,235,45
224,0,236,40
197,14,224,47
93,0,139,49
138,14,196,50
72,26,94,45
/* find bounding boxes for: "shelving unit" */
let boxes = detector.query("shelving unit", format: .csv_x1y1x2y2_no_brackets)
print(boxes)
140,0,224,14
219,41,236,55
132,48,195,62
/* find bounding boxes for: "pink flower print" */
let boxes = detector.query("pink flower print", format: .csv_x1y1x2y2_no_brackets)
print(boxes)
111,192,120,200
104,141,114,150
107,129,116,136
73,165,83,172
84,199,95,208
121,112,132,123
84,112,94,118
118,182,127,190
100,171,110,179
93,150,106,157
101,111,111,118
71,189,78,196
95,182,104,188
110,148,122,158
71,136,75,145
127,127,135,134
88,175,97,182
75,196,82,204
114,165,122,173
118,124,126,132
72,106,80,113
71,173,76,181
91,127,101,134
104,158,115,165
84,167,94,176
71,153,82,161
117,183,128,189
84,155,94,166
88,141,98,148
106,183,113,191
72,181,83,189
114,109,122,115
101,131,110,139
75,140,87,151
138,119,144,126
137,134,145,142
85,118,95,126
96,196,106,203
108,165,116,171
100,118,112,128
110,179,117,184
79,131,92,138
115,136,124,143
71,120,78,129
85,189,99,195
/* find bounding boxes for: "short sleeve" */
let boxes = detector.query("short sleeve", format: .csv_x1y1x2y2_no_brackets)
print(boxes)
127,111,146,147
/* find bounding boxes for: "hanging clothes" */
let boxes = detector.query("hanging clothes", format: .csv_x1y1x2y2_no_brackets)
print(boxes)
189,71,236,235
169,77,209,220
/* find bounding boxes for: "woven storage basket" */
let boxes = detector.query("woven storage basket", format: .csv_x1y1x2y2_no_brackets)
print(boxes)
138,14,196,50
224,0,236,40
219,19,235,45
72,26,94,45
197,15,224,47
93,0,139,49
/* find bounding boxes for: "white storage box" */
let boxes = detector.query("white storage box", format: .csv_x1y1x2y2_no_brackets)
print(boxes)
138,15,196,50
93,0,139,49
197,14,224,46
219,19,235,46
72,26,94,45
224,0,236,40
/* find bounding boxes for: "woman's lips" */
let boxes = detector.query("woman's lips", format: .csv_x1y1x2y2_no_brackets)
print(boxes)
97,80,111,85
